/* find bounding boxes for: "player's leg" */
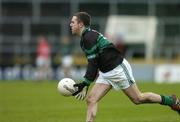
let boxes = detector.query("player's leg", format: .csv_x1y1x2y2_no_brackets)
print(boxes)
120,59,162,104
122,83,162,104
120,58,180,114
122,83,180,114
86,83,112,122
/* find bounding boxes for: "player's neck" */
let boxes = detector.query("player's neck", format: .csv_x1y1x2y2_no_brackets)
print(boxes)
80,26,86,37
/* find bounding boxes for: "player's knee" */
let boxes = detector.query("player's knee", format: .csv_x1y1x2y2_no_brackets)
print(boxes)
131,96,143,105
86,95,97,105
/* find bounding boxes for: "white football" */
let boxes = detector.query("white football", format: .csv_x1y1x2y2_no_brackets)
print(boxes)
57,78,76,96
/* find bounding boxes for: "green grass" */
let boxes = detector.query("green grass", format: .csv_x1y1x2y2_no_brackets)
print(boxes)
0,81,179,122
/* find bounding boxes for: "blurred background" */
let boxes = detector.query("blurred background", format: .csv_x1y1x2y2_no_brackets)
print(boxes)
0,0,180,83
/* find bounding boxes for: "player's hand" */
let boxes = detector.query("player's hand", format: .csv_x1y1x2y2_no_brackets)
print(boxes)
74,86,88,100
73,82,89,100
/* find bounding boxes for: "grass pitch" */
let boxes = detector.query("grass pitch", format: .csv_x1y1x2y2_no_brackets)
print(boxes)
0,81,179,122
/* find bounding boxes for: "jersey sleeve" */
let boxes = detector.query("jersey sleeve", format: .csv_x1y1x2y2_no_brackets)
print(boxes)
82,31,99,85
84,58,98,85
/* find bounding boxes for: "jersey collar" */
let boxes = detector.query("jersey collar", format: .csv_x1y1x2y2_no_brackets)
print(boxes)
81,27,90,36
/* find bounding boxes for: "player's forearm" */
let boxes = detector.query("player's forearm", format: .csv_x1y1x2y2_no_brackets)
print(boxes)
84,61,98,85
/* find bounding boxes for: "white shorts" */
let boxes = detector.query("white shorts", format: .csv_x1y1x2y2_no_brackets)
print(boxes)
36,57,51,67
96,59,135,90
62,55,73,67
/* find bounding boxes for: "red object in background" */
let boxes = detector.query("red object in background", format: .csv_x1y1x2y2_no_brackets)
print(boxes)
37,36,50,59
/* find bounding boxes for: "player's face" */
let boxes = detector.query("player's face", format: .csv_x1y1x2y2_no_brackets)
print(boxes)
70,16,81,36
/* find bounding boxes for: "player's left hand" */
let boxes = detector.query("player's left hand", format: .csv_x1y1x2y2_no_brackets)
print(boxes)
74,86,88,100
73,82,89,100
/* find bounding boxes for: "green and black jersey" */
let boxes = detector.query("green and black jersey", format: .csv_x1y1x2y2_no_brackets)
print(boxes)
80,28,123,85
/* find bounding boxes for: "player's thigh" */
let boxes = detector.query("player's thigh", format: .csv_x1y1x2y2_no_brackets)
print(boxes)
87,83,112,103
122,83,141,100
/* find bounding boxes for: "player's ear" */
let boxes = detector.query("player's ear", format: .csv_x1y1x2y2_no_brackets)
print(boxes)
79,22,84,28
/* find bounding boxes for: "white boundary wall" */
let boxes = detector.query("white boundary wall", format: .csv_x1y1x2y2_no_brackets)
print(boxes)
1,64,180,83
155,64,180,83
105,15,157,60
